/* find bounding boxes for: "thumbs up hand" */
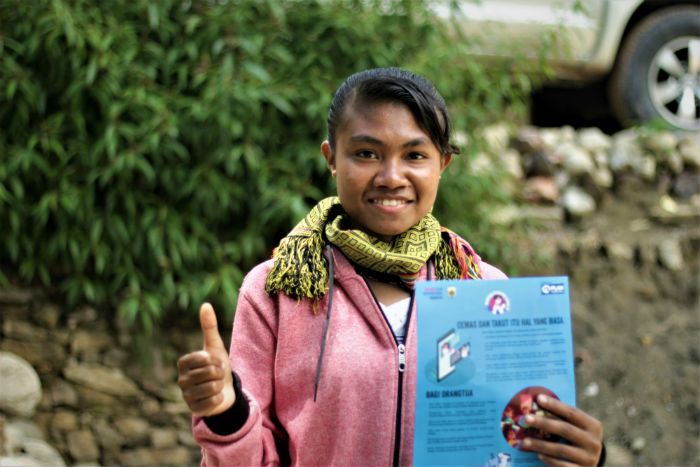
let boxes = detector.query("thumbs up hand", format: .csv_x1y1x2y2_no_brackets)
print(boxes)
177,303,236,416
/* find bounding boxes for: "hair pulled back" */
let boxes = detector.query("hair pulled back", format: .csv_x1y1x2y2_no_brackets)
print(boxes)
327,68,460,156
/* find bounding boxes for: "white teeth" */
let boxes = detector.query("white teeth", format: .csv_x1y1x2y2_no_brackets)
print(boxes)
374,199,405,206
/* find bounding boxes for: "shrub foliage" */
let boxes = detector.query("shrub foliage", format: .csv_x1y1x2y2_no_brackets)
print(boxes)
0,0,540,330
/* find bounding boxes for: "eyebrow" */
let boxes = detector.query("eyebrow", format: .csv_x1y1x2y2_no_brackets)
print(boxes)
347,134,430,148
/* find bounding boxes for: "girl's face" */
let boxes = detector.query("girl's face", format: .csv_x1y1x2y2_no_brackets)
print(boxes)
322,101,451,242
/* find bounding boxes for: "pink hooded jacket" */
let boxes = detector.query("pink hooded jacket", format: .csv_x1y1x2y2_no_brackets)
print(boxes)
192,246,506,466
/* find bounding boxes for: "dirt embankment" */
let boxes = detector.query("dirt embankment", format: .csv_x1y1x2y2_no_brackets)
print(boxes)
518,181,699,467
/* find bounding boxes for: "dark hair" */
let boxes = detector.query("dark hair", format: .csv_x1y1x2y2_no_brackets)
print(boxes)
327,68,460,156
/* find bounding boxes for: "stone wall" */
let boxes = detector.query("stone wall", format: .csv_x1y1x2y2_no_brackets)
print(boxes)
1,124,698,466
1,293,202,466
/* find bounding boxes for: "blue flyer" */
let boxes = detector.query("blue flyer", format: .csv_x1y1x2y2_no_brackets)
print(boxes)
413,277,576,467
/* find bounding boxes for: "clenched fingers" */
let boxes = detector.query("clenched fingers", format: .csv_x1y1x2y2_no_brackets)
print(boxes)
177,351,226,402
177,350,223,373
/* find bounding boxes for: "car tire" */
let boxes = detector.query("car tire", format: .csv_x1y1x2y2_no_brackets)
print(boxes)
608,6,700,131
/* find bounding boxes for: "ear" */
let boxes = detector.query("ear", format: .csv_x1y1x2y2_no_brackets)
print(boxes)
440,153,453,172
321,141,337,178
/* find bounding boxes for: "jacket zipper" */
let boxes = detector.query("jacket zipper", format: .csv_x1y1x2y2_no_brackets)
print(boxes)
393,343,406,466
360,274,414,466
392,294,413,467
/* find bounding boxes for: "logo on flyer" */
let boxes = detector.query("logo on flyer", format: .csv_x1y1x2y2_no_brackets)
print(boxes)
485,291,510,315
540,283,565,295
447,286,457,298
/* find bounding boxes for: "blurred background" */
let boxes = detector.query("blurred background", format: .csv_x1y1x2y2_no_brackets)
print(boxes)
0,1,698,466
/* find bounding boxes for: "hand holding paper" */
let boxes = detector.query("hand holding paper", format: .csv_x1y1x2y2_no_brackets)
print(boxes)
521,394,603,467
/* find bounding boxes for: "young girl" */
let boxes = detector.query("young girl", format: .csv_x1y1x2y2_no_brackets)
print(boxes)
177,68,604,467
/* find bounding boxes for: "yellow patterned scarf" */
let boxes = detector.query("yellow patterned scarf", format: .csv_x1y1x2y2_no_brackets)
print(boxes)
265,197,482,300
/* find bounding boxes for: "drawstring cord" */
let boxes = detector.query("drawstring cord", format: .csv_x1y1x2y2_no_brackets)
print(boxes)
314,245,335,402
313,251,435,402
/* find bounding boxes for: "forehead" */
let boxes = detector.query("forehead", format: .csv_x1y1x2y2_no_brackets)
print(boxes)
336,100,430,143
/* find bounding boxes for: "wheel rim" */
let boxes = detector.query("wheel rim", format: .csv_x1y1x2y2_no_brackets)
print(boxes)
648,36,700,130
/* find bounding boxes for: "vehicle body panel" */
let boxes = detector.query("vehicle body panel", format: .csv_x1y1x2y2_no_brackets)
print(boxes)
436,0,644,80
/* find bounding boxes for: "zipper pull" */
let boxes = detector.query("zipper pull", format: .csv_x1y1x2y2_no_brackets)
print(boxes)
397,344,406,373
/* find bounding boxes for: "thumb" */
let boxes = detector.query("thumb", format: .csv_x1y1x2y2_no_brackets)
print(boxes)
199,302,226,354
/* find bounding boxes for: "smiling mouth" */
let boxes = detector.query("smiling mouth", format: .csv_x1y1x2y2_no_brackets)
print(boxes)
371,199,409,206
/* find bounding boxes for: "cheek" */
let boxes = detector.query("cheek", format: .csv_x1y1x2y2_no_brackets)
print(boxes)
417,172,442,200
335,165,368,196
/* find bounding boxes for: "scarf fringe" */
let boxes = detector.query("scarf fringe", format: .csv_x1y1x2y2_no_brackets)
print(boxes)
265,234,329,301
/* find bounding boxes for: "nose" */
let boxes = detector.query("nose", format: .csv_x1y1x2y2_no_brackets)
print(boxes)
373,157,407,189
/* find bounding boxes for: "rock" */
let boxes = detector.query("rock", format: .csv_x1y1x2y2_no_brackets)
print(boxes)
19,440,65,467
665,151,684,174
118,447,192,467
468,152,492,176
4,419,42,456
66,430,99,463
75,386,119,408
606,241,634,261
577,127,611,153
672,172,700,198
70,330,114,356
541,126,575,149
592,149,608,168
141,397,161,418
678,135,700,168
178,430,198,448
562,186,596,217
163,401,191,415
644,129,677,153
522,150,556,177
115,417,150,445
0,456,43,466
150,428,177,449
501,148,524,180
633,155,656,181
4,419,66,467
0,352,42,417
49,380,78,407
583,381,599,397
480,122,510,151
610,128,644,172
0,287,33,305
453,130,469,147
66,307,98,331
539,128,561,150
118,448,157,467
5,419,44,443
605,442,635,466
102,348,129,368
560,143,595,176
93,418,124,449
521,176,560,203
592,167,613,188
63,360,140,397
0,339,65,375
51,410,78,433
512,126,544,153
34,304,61,329
155,446,192,465
631,436,647,451
637,242,657,266
2,320,47,341
658,238,684,270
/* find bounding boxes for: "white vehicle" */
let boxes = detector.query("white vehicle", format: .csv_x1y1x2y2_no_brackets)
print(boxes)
438,0,700,131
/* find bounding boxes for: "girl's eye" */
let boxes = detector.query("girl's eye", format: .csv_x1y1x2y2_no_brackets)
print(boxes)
356,150,377,159
407,152,426,160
